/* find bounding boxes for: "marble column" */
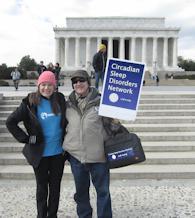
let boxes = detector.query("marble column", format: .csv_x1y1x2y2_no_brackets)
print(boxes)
59,39,64,67
108,37,113,58
163,37,168,68
172,37,178,67
128,39,131,60
130,37,136,61
97,37,101,51
75,37,80,67
142,37,147,64
55,38,60,63
64,37,69,67
119,37,125,59
152,37,158,64
85,37,91,67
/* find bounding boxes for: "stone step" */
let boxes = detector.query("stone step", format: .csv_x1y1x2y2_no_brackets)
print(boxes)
0,142,23,152
2,98,195,106
1,164,195,179
0,111,15,117
2,91,195,102
146,152,195,164
0,153,28,165
1,105,194,113
3,96,26,100
110,164,195,179
1,132,195,142
1,141,195,153
139,104,195,110
137,132,195,141
0,125,23,133
140,93,195,98
1,151,195,165
0,109,195,121
137,110,195,116
3,104,194,111
0,100,21,105
0,118,7,124
1,116,195,127
3,94,195,100
140,99,195,104
0,107,195,119
127,116,195,124
125,123,195,132
1,98,195,107
0,106,18,111
2,123,195,133
143,141,195,151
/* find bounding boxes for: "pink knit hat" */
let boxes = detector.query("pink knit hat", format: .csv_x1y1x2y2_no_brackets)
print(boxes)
37,71,56,87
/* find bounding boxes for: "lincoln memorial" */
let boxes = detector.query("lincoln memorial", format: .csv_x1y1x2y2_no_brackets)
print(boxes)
53,17,181,76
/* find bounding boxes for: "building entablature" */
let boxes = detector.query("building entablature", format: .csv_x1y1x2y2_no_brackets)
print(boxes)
54,29,179,39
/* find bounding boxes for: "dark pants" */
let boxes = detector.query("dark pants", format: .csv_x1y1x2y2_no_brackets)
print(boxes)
55,76,59,92
95,71,104,90
13,79,19,90
69,155,112,218
33,154,65,218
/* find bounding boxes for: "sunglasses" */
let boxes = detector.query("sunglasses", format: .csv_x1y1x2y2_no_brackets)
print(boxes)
72,78,87,84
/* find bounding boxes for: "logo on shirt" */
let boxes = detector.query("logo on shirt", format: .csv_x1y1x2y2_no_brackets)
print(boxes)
41,112,54,120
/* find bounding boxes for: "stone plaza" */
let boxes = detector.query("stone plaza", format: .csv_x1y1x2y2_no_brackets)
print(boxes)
0,179,195,218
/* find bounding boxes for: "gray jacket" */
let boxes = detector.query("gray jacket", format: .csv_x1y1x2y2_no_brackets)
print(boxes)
63,88,107,163
11,70,21,80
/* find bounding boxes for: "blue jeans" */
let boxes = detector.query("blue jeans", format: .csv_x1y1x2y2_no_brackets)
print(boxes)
95,71,104,90
69,155,112,218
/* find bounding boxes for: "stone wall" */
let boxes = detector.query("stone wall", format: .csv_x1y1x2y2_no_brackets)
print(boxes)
66,17,166,29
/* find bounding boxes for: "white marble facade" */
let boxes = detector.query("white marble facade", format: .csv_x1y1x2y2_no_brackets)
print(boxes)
53,17,180,73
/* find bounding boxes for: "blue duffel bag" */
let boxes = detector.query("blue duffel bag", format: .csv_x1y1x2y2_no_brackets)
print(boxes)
104,131,146,169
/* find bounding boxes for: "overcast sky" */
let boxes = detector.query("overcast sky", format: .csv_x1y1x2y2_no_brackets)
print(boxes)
0,0,195,66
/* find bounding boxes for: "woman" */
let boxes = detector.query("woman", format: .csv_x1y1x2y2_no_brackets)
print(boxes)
47,62,55,73
6,71,68,218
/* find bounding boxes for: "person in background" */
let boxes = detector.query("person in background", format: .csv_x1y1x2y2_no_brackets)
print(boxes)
92,43,107,90
156,75,160,86
47,62,55,73
11,67,21,91
54,63,61,91
37,61,47,75
63,70,112,218
6,71,68,218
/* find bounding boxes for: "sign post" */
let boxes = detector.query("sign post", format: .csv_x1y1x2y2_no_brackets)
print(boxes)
99,58,145,121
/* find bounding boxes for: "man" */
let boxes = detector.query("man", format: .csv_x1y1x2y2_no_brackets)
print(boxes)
92,44,107,90
63,70,112,218
37,61,47,75
11,68,21,91
54,63,61,91
156,75,160,86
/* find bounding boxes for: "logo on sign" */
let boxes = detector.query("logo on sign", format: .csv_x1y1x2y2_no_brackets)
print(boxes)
109,93,119,103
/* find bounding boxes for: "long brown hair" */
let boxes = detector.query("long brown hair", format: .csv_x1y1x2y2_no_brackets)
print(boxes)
28,91,60,114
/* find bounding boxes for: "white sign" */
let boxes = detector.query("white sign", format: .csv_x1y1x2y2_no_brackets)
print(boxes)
99,58,145,121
